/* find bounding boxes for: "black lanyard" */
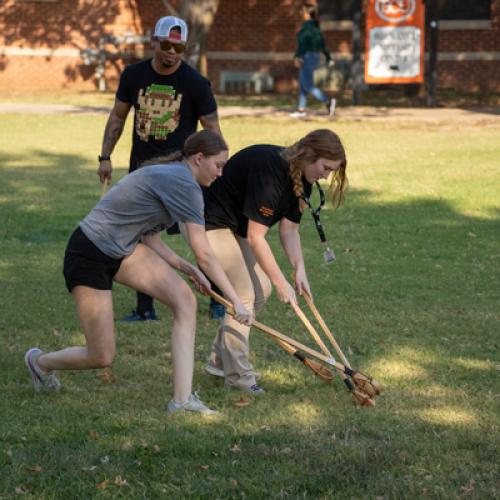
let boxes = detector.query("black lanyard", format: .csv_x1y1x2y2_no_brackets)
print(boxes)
302,181,327,242
302,182,336,263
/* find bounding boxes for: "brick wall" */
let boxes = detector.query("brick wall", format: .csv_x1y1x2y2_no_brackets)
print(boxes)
0,0,499,93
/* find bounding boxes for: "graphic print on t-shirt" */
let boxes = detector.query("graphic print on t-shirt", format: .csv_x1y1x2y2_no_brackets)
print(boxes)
259,206,274,217
136,84,182,142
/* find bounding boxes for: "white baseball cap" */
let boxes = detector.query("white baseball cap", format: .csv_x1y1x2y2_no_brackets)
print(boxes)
153,16,188,43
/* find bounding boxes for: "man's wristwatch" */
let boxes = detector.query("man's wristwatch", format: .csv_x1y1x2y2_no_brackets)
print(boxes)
98,155,111,162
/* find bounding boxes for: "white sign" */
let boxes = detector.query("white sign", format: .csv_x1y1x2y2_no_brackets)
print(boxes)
367,26,422,78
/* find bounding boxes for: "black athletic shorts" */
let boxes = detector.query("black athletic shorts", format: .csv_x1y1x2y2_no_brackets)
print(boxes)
63,227,123,292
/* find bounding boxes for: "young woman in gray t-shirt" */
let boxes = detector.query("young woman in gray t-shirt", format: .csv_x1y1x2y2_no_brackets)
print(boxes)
24,130,251,415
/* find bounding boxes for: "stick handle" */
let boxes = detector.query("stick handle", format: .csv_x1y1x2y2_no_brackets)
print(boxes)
293,293,356,387
302,292,351,368
290,302,333,359
207,288,346,374
100,178,109,199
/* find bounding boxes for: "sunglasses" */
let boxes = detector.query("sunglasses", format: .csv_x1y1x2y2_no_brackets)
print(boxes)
156,39,186,54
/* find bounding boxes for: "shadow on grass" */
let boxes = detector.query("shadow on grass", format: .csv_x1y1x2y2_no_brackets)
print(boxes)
0,149,127,243
1,151,499,497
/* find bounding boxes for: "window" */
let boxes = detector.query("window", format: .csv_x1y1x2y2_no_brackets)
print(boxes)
318,0,491,21
318,0,359,21
438,0,491,20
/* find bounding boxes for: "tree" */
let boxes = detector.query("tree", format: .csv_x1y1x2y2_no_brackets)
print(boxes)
161,0,221,76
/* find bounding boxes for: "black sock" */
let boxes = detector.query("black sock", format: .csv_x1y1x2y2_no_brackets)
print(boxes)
137,292,154,316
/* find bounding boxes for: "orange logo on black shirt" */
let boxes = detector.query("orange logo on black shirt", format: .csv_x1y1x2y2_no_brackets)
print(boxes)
259,206,274,217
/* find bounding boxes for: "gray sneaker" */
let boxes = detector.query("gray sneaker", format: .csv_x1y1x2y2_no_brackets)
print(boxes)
24,348,61,393
205,363,225,378
167,392,218,415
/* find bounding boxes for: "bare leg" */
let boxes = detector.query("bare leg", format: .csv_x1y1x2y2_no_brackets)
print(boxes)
38,287,115,372
114,244,197,404
37,243,197,405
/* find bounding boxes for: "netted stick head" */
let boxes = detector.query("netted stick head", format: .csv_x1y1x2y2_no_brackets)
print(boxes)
352,389,375,407
370,378,382,395
351,372,373,392
304,358,334,382
351,371,379,397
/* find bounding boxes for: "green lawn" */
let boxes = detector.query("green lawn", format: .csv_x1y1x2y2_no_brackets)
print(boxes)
1,112,499,498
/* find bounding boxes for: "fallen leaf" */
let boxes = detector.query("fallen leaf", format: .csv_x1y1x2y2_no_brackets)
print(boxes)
153,445,161,453
207,476,217,481
234,398,250,407
88,430,99,441
82,465,98,472
15,485,31,494
281,447,292,454
26,465,43,473
114,476,127,486
197,464,210,471
121,442,133,451
344,247,353,254
467,232,477,238
230,479,238,488
229,444,241,453
260,425,271,431
52,328,61,337
96,480,109,490
96,368,116,384
460,479,476,494
211,451,219,457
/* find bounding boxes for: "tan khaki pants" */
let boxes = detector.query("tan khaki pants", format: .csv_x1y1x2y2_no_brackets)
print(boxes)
206,229,272,389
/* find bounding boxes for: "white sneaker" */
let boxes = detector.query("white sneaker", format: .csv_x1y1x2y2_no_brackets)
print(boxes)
328,98,337,117
24,348,61,393
290,110,307,118
205,364,224,378
167,392,218,415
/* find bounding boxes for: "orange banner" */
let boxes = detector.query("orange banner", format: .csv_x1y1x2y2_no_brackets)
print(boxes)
365,0,426,84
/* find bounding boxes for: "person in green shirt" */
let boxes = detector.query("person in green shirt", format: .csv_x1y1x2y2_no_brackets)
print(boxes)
291,2,336,118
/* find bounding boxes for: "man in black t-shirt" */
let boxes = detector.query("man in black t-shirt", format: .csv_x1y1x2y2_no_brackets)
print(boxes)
96,16,223,322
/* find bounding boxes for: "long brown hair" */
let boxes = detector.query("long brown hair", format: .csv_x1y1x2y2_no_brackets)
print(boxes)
281,128,348,208
140,130,228,167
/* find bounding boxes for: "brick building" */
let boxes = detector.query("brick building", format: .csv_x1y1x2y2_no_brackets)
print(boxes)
0,0,499,94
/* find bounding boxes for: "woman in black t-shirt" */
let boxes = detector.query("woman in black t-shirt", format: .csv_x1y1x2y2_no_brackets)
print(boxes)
203,129,348,393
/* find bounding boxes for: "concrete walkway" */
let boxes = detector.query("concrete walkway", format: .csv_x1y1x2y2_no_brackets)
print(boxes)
1,102,499,125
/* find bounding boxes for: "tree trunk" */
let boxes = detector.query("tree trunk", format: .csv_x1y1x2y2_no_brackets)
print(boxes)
161,0,220,76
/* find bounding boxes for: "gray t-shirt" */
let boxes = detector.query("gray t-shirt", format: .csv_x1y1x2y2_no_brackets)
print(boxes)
80,162,204,258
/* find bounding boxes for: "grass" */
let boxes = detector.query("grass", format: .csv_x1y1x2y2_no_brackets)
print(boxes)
0,110,499,499
2,88,500,108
